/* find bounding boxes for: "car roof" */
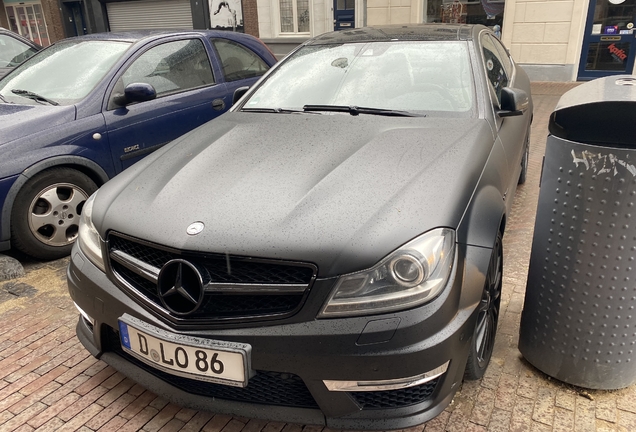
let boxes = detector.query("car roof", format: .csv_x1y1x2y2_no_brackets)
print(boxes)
0,27,41,49
307,23,485,45
58,29,253,44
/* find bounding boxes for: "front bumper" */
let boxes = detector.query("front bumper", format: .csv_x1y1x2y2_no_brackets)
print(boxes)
68,242,491,429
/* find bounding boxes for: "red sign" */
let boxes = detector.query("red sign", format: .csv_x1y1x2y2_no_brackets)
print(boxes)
608,43,627,62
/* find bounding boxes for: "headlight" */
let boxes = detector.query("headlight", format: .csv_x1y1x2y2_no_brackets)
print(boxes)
77,192,105,272
319,228,455,317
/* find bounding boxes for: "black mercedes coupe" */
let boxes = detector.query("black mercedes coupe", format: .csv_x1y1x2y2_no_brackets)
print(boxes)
68,24,533,429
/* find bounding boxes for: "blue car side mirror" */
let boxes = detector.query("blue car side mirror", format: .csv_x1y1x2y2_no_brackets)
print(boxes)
113,82,157,107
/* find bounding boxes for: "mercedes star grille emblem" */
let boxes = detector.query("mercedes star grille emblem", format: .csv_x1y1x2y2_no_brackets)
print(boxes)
157,259,205,315
186,221,205,236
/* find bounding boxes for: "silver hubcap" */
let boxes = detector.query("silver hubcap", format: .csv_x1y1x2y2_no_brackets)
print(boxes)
27,183,89,247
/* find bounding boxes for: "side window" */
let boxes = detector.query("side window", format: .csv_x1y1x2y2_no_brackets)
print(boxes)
480,34,509,104
0,35,38,67
491,36,513,79
211,38,270,82
108,38,215,109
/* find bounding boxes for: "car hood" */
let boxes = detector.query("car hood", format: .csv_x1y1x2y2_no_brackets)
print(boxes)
96,112,494,277
0,103,76,145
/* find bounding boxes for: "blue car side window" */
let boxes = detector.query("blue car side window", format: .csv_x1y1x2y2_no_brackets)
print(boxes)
108,39,215,110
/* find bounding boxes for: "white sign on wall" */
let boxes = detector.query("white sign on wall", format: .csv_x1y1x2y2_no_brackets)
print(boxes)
209,0,244,31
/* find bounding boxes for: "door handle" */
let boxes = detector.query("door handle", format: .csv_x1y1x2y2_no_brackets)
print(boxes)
212,98,226,111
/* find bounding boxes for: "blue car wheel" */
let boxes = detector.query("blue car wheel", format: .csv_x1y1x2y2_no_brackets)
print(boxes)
11,167,97,260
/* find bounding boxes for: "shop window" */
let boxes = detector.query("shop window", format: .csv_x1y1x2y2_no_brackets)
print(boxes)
108,39,215,109
426,0,504,27
212,38,270,82
5,3,51,46
279,0,310,33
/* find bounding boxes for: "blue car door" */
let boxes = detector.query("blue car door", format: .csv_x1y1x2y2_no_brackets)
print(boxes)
103,36,229,172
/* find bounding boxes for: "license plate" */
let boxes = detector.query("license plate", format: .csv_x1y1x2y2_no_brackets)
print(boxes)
118,314,251,387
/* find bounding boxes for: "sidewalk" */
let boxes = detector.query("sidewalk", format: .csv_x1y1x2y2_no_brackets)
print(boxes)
1,82,635,432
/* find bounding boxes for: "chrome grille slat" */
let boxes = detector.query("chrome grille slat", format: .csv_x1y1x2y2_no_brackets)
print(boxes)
107,232,316,324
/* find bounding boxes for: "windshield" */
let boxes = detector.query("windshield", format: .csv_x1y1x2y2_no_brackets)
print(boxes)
0,40,131,105
242,41,475,116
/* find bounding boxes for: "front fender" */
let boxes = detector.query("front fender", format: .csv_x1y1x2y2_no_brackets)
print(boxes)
0,155,111,245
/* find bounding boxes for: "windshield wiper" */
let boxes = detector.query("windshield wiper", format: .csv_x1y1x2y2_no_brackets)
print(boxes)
303,105,424,117
241,107,321,114
11,89,59,106
0,93,12,104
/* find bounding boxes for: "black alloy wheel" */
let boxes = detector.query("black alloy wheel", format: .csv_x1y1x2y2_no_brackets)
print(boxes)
464,232,502,380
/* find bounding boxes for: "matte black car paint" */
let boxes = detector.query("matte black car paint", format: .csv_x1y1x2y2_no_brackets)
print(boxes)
69,24,533,429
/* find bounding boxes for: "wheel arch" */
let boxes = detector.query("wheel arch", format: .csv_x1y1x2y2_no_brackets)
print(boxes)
457,184,506,250
1,156,110,245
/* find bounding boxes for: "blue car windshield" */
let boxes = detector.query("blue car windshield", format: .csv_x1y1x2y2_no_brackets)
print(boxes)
0,40,131,106
242,41,475,116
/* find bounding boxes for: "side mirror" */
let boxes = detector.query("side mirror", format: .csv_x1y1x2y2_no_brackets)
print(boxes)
498,87,529,117
232,86,250,106
113,82,157,107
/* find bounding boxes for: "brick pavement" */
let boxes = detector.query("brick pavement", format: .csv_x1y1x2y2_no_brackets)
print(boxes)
1,81,636,432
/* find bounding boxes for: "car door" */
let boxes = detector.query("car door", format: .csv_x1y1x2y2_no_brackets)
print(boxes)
103,36,229,172
480,33,526,203
210,38,271,99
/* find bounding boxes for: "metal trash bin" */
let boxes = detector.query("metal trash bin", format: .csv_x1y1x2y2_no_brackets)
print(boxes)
519,75,636,390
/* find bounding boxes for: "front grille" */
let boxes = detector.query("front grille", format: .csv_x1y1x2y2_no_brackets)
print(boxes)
107,233,316,324
348,379,439,409
104,327,319,409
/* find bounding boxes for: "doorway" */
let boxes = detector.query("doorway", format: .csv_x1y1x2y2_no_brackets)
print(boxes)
334,0,354,30
578,0,636,80
62,1,88,37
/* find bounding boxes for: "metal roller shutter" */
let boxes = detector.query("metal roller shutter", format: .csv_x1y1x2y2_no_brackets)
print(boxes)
107,0,194,32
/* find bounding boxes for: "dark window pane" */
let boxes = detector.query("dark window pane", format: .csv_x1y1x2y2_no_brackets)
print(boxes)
280,0,294,32
585,42,631,71
212,38,270,82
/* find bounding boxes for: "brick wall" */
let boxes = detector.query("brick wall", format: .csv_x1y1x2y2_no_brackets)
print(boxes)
41,0,66,44
243,0,259,37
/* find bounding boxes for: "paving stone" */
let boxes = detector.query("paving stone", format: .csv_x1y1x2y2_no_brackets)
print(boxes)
180,412,216,432
532,387,555,426
203,414,234,432
510,396,534,432
487,407,512,432
555,389,576,411
495,373,518,411
574,397,597,432
472,388,496,426
596,398,618,423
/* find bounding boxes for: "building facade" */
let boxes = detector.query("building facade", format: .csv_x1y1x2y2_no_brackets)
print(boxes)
1,0,634,81
258,0,636,81
0,0,260,46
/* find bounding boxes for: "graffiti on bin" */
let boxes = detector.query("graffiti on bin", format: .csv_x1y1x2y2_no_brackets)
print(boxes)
571,150,636,177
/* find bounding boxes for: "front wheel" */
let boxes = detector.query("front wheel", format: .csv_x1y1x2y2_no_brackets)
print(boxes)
10,168,98,260
464,232,502,380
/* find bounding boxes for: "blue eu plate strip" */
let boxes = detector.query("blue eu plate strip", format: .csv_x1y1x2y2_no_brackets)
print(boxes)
118,321,131,349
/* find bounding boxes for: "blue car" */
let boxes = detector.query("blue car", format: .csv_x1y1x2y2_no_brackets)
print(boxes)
0,30,277,260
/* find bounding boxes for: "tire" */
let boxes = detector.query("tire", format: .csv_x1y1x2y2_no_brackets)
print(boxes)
518,131,530,185
10,168,98,260
464,232,502,380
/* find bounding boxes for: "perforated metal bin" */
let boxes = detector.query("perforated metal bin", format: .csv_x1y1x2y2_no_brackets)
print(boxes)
519,75,636,390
